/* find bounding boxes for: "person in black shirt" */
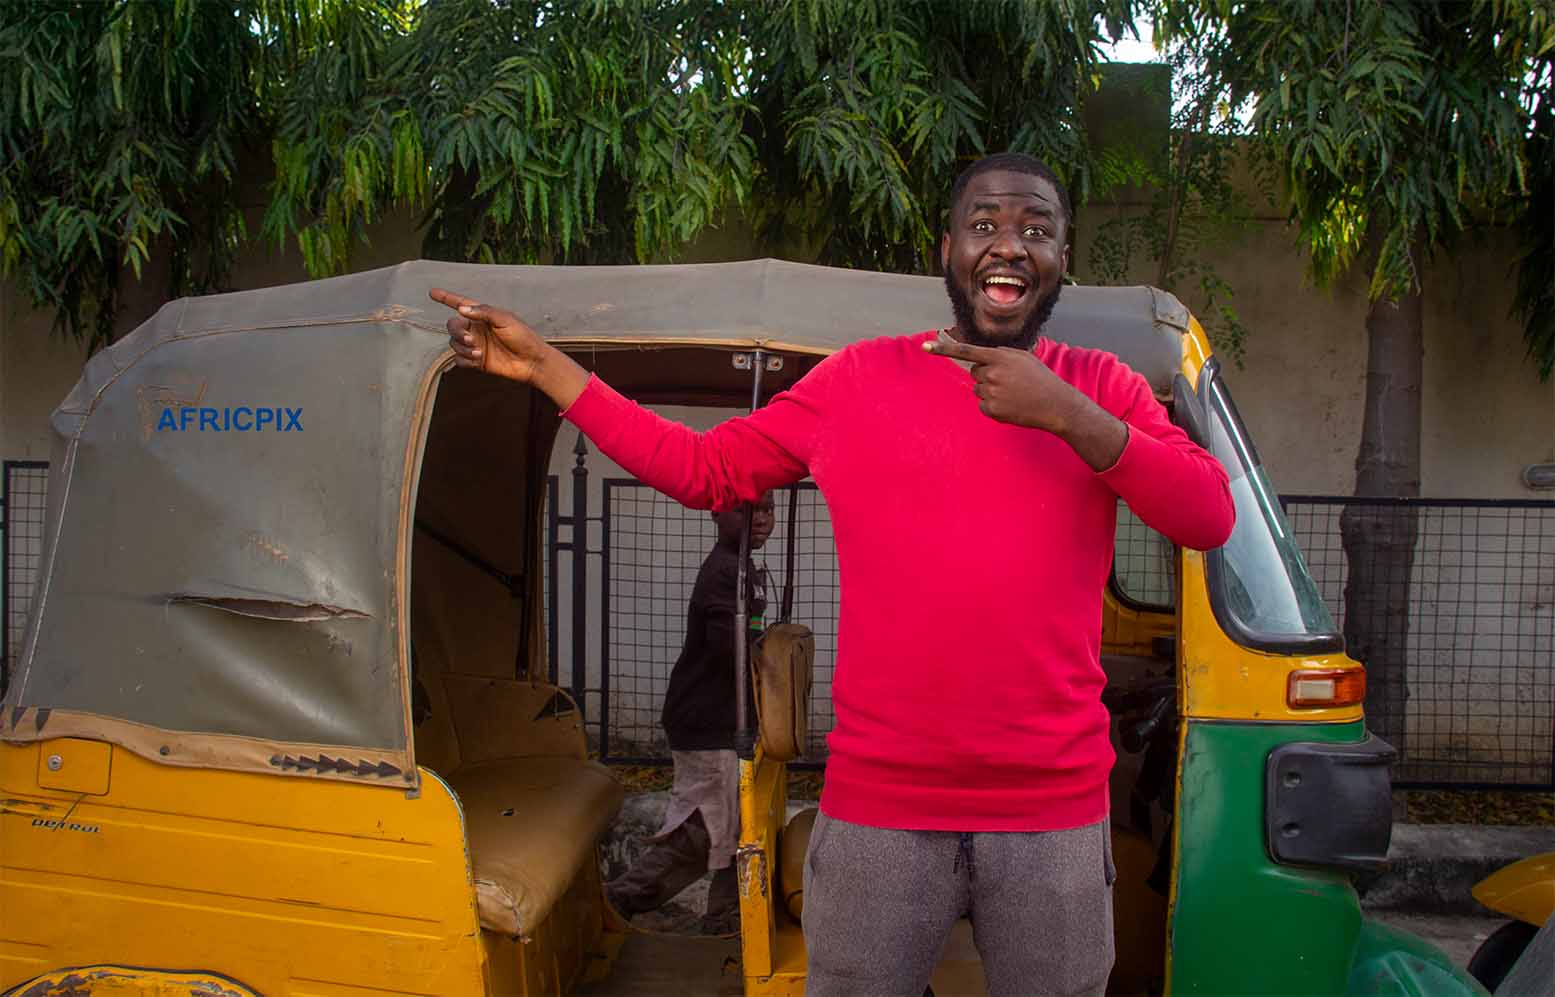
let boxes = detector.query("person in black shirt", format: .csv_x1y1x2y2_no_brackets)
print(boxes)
607,493,774,934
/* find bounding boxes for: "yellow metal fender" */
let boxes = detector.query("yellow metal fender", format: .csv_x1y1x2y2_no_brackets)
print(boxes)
1472,852,1555,927
2,966,259,997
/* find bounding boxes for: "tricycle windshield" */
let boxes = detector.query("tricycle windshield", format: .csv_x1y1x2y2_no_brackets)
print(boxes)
1200,363,1341,649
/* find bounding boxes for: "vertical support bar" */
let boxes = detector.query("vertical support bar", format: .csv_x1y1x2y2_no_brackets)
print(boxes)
735,755,780,980
547,474,560,685
571,432,590,718
734,350,766,760
781,483,800,623
599,479,613,760
515,392,543,682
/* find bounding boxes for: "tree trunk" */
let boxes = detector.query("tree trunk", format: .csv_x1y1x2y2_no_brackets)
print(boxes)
1340,276,1422,764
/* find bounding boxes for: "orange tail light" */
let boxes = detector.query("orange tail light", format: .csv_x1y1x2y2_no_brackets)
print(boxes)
1287,668,1367,709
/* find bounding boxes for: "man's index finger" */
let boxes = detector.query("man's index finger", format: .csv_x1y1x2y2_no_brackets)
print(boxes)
429,287,478,312
923,330,996,369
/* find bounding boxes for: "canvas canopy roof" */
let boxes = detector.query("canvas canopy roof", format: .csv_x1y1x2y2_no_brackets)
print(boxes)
1,258,1193,786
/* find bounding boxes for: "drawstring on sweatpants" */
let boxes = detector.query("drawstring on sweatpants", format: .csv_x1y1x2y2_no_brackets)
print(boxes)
952,832,976,878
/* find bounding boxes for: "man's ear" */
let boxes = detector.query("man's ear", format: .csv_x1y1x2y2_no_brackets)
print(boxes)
940,232,950,272
1062,242,1072,278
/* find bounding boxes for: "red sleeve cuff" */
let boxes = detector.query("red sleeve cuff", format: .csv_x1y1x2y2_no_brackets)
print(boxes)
1096,421,1179,497
1093,424,1131,476
560,373,615,431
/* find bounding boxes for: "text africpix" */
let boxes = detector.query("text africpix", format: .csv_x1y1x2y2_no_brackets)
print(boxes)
156,406,304,432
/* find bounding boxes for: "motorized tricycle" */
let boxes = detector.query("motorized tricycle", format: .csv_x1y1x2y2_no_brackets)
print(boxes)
1468,852,1554,992
1,259,1483,995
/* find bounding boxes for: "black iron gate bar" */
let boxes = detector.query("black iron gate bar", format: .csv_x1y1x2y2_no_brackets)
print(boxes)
547,434,611,726
599,478,616,762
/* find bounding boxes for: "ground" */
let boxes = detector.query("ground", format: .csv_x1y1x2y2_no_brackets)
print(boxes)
1402,789,1553,826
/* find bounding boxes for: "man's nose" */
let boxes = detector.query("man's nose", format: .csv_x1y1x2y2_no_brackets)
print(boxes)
989,226,1027,261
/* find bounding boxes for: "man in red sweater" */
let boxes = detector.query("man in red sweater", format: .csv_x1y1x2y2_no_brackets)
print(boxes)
432,152,1234,996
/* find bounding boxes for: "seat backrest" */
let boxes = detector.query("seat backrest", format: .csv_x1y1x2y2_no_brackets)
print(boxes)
441,675,587,764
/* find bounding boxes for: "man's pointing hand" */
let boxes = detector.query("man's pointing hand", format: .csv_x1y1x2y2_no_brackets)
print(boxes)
428,287,589,408
923,330,1082,433
924,330,1129,471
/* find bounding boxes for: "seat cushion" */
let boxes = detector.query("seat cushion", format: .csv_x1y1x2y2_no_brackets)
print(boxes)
446,756,624,938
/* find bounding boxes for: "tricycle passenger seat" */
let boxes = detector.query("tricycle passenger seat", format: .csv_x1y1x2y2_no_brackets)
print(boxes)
445,754,623,938
412,670,624,940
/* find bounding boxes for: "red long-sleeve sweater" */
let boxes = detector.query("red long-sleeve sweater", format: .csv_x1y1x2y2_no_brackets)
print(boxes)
564,330,1234,831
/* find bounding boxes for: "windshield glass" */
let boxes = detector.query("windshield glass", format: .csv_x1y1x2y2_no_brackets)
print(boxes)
1201,366,1340,645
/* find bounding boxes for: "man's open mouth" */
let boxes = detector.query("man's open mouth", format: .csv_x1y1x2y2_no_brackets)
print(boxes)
980,273,1030,307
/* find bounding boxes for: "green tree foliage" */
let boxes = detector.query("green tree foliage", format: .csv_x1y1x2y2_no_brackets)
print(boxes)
264,0,1135,276
0,0,382,346
265,0,761,271
3,0,1139,346
1158,0,1552,329
745,0,1132,272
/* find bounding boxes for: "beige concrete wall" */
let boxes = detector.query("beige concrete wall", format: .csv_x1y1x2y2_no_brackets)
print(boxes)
0,285,91,460
1420,231,1555,497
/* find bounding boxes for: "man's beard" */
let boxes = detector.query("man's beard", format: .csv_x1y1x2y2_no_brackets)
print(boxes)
943,271,1063,351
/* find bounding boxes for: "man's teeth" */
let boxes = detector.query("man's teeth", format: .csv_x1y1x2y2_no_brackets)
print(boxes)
984,276,1026,287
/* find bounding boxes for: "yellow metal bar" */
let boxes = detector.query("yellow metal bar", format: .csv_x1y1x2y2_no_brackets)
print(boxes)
737,751,792,992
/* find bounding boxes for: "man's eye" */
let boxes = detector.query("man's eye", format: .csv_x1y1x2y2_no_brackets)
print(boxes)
973,220,994,233
1024,226,1048,239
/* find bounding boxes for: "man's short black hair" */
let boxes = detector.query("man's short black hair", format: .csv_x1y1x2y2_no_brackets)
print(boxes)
947,152,1072,230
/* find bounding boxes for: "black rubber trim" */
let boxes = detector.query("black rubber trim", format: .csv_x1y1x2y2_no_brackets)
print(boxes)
1108,563,1174,615
1266,733,1395,871
1198,359,1346,656
1171,371,1210,447
1205,546,1348,655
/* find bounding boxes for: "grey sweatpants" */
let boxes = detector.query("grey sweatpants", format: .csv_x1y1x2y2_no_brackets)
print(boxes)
802,812,1116,997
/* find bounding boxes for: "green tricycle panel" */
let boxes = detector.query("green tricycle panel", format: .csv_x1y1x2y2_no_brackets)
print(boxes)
1348,920,1488,996
1169,721,1484,996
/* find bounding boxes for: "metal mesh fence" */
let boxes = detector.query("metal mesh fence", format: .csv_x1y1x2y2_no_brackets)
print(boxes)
598,481,838,762
1114,502,1176,610
2,461,50,699
1284,497,1555,788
